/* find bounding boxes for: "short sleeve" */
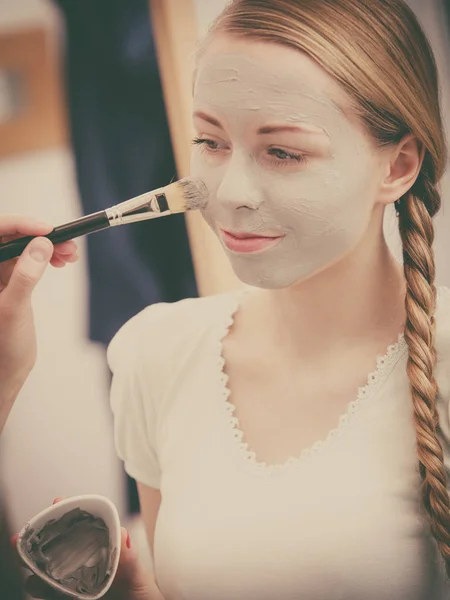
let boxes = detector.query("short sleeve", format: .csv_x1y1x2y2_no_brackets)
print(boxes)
107,306,164,489
106,291,241,491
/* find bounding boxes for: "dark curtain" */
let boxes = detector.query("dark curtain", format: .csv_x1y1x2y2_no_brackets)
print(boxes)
0,496,24,600
53,0,198,346
445,0,450,29
53,0,198,512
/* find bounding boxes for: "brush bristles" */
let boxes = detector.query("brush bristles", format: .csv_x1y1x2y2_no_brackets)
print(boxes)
165,178,209,213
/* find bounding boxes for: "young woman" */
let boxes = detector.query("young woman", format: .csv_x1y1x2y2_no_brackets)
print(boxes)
108,1,450,598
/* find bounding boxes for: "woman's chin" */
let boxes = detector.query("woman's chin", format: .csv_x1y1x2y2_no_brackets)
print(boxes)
228,264,300,290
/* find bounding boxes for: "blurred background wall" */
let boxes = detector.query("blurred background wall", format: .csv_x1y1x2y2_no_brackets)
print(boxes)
0,0,449,571
0,0,126,532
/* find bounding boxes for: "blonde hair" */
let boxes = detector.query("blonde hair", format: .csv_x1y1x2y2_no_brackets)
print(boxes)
206,0,450,575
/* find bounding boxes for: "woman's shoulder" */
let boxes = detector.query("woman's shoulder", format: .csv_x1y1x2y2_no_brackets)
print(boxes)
107,290,243,371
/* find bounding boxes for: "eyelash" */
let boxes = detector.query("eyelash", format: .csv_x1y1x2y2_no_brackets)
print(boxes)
192,138,222,151
191,137,307,167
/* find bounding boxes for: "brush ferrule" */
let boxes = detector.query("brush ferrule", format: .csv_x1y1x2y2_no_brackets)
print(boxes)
105,192,171,226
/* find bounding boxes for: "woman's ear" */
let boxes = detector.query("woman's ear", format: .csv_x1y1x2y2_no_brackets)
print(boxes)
378,134,424,206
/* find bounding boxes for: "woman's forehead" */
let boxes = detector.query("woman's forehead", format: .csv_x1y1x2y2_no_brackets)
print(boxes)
195,35,350,110
193,51,350,134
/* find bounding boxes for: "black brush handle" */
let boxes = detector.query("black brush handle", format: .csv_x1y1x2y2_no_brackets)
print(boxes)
0,211,110,263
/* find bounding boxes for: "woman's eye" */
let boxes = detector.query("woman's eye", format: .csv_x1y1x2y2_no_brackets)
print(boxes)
267,147,305,163
192,137,223,152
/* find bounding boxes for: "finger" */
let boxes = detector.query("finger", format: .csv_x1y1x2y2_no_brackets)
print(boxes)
49,256,66,268
0,237,76,258
0,256,18,289
114,527,152,589
0,215,53,239
0,234,19,244
115,527,139,575
52,251,79,264
53,240,77,256
62,253,79,263
115,529,165,599
1,238,53,306
53,497,65,504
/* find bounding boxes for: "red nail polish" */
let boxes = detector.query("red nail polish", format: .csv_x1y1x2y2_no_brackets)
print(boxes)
126,531,131,549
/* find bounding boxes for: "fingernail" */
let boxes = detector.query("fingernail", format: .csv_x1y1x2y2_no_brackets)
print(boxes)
28,239,52,263
126,531,131,549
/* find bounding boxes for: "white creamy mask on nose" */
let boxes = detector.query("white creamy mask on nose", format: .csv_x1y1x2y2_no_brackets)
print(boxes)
191,52,383,288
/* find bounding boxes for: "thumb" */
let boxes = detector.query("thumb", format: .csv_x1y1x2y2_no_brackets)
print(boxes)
3,238,53,305
116,528,145,579
114,528,155,595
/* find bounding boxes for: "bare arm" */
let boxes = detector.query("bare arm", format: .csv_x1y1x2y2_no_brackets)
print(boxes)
136,482,165,599
0,215,78,434
137,482,162,559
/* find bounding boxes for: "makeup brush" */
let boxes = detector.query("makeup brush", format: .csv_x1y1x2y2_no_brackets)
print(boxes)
0,178,208,263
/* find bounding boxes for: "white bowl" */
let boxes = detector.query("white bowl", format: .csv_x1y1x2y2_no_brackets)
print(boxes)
16,495,121,600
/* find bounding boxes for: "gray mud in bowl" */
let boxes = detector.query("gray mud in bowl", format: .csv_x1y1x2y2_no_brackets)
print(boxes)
20,507,116,596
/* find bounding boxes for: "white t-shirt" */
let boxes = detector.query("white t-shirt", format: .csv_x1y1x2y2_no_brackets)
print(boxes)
107,286,450,600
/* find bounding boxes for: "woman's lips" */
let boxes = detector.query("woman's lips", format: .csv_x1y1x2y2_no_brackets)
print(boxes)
220,229,284,254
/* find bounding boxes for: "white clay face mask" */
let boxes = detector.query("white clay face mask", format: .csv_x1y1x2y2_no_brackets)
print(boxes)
191,48,385,288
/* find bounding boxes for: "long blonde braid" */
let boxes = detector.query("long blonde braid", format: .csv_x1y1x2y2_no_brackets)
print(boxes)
397,176,450,574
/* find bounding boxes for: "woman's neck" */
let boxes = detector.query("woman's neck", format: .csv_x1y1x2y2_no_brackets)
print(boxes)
261,231,406,361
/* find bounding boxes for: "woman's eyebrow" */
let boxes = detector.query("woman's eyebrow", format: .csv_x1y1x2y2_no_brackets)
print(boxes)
193,111,224,129
258,123,329,137
193,111,331,141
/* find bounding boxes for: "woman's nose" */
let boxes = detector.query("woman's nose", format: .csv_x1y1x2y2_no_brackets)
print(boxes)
215,155,263,211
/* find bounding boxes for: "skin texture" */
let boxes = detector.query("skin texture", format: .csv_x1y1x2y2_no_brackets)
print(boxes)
191,42,390,289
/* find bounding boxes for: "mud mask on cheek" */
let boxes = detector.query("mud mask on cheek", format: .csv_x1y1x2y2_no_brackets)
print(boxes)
191,53,381,289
